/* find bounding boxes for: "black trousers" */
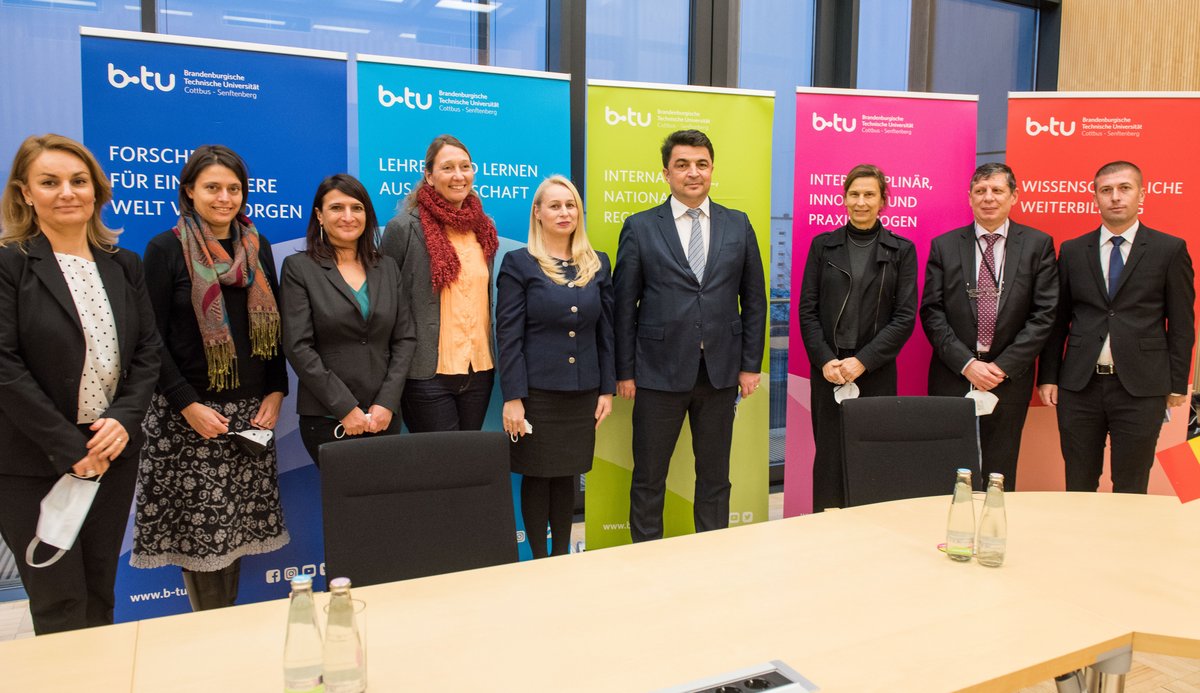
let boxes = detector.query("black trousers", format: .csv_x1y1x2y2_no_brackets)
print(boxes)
0,456,137,634
1057,374,1165,493
629,357,738,542
810,358,897,512
930,368,1033,492
400,369,494,433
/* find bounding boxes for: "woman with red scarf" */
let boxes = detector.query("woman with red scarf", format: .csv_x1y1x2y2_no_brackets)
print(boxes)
131,145,289,610
381,135,498,431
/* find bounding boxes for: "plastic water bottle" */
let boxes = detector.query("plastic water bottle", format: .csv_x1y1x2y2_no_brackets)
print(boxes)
976,473,1007,567
283,574,324,693
945,468,975,561
323,578,365,693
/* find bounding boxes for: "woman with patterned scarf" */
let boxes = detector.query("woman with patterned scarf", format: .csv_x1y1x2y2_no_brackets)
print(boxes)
130,145,289,611
381,135,499,431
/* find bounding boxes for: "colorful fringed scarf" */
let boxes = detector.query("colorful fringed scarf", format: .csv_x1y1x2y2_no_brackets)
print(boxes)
175,213,280,391
416,184,498,291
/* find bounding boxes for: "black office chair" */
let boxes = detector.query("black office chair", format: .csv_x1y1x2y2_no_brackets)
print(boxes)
320,431,518,586
840,396,980,506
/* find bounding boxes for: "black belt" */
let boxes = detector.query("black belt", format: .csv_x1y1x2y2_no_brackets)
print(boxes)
974,350,991,362
1095,364,1116,375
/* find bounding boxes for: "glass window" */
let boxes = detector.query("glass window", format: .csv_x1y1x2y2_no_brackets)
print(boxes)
856,0,911,91
738,0,816,468
0,1,141,166
586,0,688,82
928,0,1036,161
157,0,479,63
490,2,546,71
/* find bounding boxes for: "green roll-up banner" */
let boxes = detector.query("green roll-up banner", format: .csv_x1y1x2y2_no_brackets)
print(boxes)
585,80,774,549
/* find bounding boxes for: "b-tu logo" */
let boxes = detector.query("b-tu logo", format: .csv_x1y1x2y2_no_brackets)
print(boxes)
378,84,432,110
107,63,176,92
604,105,651,127
812,112,856,132
1025,116,1076,136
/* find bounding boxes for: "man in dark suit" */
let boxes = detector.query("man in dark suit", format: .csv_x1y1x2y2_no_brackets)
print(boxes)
1038,161,1195,493
921,163,1058,490
613,129,767,542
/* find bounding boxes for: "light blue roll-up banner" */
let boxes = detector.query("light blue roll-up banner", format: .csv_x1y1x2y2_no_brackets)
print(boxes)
80,28,347,621
357,56,570,559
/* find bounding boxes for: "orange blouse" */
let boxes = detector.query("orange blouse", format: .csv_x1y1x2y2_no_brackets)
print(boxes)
436,228,494,374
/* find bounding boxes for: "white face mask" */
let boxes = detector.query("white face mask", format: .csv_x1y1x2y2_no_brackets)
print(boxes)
965,389,999,416
833,382,860,404
25,473,101,568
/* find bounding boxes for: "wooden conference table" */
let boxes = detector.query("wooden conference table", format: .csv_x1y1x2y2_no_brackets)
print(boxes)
3,492,1199,692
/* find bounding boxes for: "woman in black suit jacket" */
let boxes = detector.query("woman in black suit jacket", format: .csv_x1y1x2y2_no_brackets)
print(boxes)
282,174,416,465
497,175,614,558
798,164,918,513
0,134,160,634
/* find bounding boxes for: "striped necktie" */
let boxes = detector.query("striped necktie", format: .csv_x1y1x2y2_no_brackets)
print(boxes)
686,208,705,284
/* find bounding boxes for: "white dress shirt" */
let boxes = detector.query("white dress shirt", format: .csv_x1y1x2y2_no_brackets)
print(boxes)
670,195,711,260
974,220,1009,352
1096,221,1138,368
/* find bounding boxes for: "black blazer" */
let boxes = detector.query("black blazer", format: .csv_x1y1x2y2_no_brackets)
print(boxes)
281,252,416,419
613,199,767,392
0,235,161,476
921,222,1058,395
797,224,918,375
1039,223,1195,397
496,249,615,400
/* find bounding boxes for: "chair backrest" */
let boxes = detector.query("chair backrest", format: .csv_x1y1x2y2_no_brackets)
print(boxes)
320,431,518,586
840,396,980,507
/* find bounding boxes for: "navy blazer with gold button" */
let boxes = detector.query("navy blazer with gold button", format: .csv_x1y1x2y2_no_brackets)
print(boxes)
496,249,615,401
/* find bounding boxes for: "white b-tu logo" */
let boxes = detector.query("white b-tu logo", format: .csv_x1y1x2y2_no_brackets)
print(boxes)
378,84,432,110
604,105,651,127
107,63,176,92
812,112,856,132
1025,116,1076,136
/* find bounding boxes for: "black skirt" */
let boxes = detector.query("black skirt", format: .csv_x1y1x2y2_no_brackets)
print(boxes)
510,388,599,477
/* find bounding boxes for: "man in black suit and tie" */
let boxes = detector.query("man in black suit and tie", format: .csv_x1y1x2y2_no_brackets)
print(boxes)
614,129,767,542
1038,161,1195,493
921,163,1058,490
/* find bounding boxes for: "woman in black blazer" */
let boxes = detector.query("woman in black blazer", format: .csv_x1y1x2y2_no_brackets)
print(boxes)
0,134,160,634
497,175,615,558
282,174,416,465
798,164,918,512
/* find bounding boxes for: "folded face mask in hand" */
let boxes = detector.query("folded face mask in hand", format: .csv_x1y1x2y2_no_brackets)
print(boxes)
229,429,273,456
833,382,860,404
965,389,999,416
26,473,101,568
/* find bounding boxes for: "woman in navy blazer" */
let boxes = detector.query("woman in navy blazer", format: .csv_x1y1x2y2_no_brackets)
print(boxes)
497,175,614,558
282,174,416,465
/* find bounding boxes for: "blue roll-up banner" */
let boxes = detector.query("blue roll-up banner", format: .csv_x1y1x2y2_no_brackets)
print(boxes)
80,28,347,621
356,55,570,559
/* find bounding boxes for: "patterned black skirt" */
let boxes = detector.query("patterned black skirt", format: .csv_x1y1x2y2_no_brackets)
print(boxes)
509,388,599,478
130,394,290,571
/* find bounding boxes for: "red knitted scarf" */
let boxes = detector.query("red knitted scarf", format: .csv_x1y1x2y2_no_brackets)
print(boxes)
416,184,498,291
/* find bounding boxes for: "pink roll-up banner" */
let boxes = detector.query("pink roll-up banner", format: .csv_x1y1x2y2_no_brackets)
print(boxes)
784,88,978,517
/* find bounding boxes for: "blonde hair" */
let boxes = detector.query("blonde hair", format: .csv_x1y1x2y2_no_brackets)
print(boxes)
527,175,600,286
1,134,118,250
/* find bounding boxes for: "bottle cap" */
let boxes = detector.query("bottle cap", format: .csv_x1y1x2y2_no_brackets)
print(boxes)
289,574,313,589
329,577,352,592
988,473,1005,482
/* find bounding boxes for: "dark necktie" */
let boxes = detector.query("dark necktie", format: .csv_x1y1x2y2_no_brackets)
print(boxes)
976,234,1001,349
1108,236,1125,298
685,208,705,284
